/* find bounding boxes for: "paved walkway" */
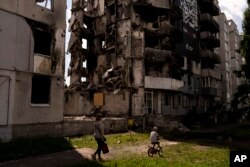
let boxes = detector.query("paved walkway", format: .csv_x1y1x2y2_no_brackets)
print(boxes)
0,148,97,167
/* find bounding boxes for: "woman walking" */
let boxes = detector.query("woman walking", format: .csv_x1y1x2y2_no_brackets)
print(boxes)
91,114,105,161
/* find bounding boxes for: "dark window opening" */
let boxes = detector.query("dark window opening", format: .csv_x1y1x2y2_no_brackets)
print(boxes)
33,28,52,55
145,35,159,48
152,21,159,28
177,56,184,68
26,19,52,56
31,75,51,104
164,93,169,106
107,3,115,15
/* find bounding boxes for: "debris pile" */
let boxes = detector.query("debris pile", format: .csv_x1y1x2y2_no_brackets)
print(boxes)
101,66,125,94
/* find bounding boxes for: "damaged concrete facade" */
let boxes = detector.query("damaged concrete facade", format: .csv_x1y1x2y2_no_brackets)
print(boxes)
65,0,222,128
0,0,66,141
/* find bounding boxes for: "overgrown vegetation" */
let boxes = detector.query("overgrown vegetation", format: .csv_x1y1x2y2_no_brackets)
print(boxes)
232,0,250,114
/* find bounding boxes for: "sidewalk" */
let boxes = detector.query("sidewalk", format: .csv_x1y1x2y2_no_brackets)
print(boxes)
0,140,178,167
0,148,100,167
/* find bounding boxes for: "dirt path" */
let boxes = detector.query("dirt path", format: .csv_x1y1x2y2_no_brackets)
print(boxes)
79,139,179,160
0,139,179,167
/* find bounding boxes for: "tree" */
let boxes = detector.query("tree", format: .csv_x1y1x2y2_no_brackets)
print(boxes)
232,1,250,113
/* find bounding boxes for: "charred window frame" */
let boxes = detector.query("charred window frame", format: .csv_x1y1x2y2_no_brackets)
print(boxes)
33,28,52,56
31,75,51,104
36,0,54,10
27,19,53,57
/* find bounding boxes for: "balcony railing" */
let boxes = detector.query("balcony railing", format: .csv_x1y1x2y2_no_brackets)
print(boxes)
144,24,183,43
145,48,172,64
200,13,219,33
201,69,221,80
145,76,184,90
200,31,220,48
200,50,221,64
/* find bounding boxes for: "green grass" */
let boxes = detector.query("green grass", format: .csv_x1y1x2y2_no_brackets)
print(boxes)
67,132,149,149
0,132,230,167
72,143,229,167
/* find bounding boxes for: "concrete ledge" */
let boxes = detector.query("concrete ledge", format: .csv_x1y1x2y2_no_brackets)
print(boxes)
0,117,128,142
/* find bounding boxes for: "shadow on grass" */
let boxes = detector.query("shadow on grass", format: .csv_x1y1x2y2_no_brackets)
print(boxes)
116,123,250,152
162,126,250,151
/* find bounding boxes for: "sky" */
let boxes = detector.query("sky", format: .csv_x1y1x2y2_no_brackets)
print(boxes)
65,0,72,85
218,0,248,33
64,0,248,85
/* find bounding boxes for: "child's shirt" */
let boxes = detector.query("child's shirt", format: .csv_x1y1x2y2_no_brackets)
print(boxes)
150,131,159,143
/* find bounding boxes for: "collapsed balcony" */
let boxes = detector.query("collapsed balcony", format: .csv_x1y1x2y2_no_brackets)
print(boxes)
200,50,221,64
133,0,170,16
200,31,220,48
200,13,219,33
144,24,183,44
144,48,172,64
198,0,219,16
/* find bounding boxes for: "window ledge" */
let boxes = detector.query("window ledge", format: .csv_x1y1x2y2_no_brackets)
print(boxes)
31,104,51,107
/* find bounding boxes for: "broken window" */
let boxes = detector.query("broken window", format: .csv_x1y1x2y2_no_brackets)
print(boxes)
33,27,52,56
107,3,115,16
26,19,53,56
31,75,51,104
36,0,53,10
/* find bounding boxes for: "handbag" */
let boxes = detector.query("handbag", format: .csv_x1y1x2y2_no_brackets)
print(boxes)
102,142,109,154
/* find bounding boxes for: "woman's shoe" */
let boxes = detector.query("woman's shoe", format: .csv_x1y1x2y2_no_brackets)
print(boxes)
91,154,96,160
98,157,104,161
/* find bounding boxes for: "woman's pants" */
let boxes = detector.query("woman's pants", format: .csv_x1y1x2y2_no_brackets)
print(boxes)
94,138,104,157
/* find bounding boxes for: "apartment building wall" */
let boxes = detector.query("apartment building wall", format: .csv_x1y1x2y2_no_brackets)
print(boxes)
217,13,243,107
199,0,222,112
0,0,66,141
228,20,243,97
217,13,232,104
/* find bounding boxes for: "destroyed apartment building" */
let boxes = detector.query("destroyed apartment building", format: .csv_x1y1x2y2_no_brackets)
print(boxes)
0,0,66,141
0,0,222,141
65,0,222,127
